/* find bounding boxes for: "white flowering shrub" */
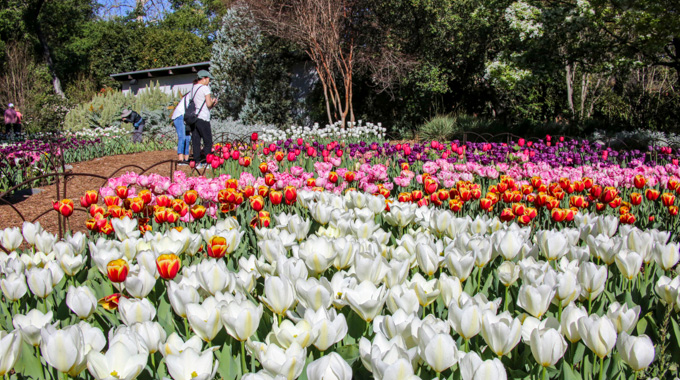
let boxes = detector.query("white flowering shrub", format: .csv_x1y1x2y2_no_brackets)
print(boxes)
505,1,544,41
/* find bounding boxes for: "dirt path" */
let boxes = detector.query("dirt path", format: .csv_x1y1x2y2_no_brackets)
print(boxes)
0,149,192,234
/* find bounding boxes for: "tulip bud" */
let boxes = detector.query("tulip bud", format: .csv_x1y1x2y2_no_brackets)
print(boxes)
107,259,129,283
156,254,181,280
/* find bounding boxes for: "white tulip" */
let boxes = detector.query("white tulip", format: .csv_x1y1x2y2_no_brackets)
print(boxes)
578,262,608,301
296,277,333,311
270,319,317,349
298,235,337,275
577,314,617,358
415,243,443,277
384,259,410,288
13,308,53,346
305,308,348,351
66,285,97,319
653,242,680,271
655,275,680,305
0,330,22,376
615,250,643,280
344,280,387,322
167,281,200,318
493,229,524,260
459,351,507,380
118,298,156,325
57,251,87,276
124,266,157,298
445,248,475,281
353,251,388,284
517,284,555,319
77,321,106,354
536,230,569,261
561,304,587,343
606,302,640,334
554,271,580,307
34,231,57,255
616,332,655,371
481,311,522,357
1,227,22,251
166,347,218,380
258,239,286,264
162,332,203,357
186,297,222,342
261,276,296,316
498,261,520,287
40,324,86,376
26,266,55,298
197,259,232,295
449,302,482,340
87,341,148,380
220,298,263,342
530,327,567,367
421,332,459,373
1,272,27,301
410,273,440,307
252,341,306,380
22,221,43,246
111,217,141,241
386,285,420,315
306,352,352,380
438,273,463,306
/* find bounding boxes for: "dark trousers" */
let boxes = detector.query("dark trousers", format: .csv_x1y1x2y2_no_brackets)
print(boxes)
191,119,212,163
5,123,19,135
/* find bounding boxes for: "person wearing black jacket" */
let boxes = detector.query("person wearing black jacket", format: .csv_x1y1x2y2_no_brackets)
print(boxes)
121,109,145,143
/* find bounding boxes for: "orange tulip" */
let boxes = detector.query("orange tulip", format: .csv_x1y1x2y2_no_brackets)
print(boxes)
98,293,125,311
190,204,206,220
156,195,173,208
398,192,412,203
669,205,679,216
243,185,255,198
115,186,129,199
480,198,493,211
344,171,355,182
265,173,276,187
207,236,228,258
662,192,675,207
633,175,646,189
400,162,409,171
274,151,285,162
423,178,438,195
449,199,463,212
645,189,660,201
107,259,129,283
156,254,181,280
630,192,642,206
511,203,525,216
250,195,264,211
500,208,515,222
138,189,152,204
284,186,297,205
667,177,679,191
411,190,423,201
551,208,567,222
328,172,339,183
619,213,636,224
530,177,542,188
184,190,198,205
130,197,145,213
269,191,283,205
259,162,269,173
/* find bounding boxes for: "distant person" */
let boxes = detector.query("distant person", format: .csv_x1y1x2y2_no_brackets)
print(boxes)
187,70,217,169
15,108,22,135
120,109,145,143
172,91,191,165
4,103,18,135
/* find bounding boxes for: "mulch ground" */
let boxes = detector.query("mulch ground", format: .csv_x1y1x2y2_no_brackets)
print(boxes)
0,149,197,234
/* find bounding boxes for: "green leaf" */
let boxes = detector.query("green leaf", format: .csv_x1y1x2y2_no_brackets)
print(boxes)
336,343,360,364
562,363,582,380
346,312,367,340
671,317,680,350
636,317,648,336
216,343,239,380
14,341,45,380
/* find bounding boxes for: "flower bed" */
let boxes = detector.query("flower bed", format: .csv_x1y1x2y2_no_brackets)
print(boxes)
1,135,680,380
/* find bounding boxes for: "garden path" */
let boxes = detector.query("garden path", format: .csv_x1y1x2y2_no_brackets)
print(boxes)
0,149,193,234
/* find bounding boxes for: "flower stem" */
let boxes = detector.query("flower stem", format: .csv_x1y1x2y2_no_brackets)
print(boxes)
241,340,248,375
542,366,548,380
503,286,509,311
599,355,605,380
558,302,563,322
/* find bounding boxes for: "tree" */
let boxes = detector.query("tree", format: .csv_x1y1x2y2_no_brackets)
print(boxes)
211,3,296,125
250,0,358,127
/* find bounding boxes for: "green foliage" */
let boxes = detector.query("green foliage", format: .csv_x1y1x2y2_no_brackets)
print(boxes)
64,82,178,131
210,3,298,126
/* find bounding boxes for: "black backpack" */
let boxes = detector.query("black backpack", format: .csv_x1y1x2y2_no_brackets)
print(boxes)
183,85,206,127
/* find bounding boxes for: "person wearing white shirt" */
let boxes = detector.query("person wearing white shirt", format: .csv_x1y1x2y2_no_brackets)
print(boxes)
189,70,217,168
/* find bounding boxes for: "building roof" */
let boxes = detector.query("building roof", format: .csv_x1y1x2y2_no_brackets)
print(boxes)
110,62,211,81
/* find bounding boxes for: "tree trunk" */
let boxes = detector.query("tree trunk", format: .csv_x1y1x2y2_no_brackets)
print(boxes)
33,0,65,99
565,63,575,115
